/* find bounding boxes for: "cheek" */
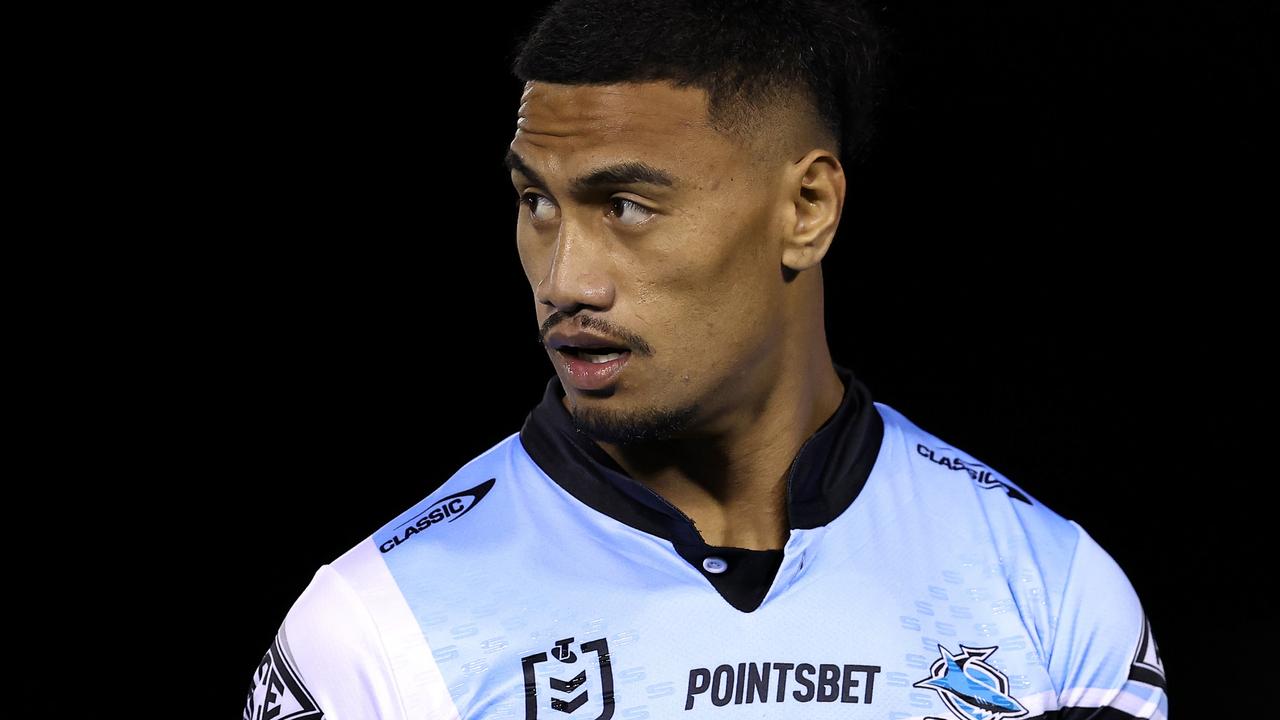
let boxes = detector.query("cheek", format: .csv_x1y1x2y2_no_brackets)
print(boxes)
686,218,779,354
650,259,772,358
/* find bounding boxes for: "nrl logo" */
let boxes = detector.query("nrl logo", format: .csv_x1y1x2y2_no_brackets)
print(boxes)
521,636,615,719
913,644,1028,720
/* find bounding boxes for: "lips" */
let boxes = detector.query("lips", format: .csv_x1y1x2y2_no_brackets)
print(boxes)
548,331,630,353
546,326,634,390
554,346,631,391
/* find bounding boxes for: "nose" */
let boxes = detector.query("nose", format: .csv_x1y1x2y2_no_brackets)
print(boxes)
535,219,615,314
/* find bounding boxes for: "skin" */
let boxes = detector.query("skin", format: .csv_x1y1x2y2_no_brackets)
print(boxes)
509,79,847,551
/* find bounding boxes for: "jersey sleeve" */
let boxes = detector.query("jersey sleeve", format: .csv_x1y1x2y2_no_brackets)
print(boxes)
1046,520,1169,719
243,564,407,720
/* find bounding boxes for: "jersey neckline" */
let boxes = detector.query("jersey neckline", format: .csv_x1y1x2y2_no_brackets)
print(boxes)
517,361,885,613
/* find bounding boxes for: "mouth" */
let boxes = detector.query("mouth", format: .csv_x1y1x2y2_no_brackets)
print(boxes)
557,346,630,363
554,346,632,390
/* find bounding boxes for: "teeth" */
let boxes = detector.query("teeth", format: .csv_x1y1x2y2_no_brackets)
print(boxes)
581,351,623,363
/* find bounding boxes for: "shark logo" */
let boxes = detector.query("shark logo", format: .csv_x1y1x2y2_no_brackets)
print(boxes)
913,644,1028,720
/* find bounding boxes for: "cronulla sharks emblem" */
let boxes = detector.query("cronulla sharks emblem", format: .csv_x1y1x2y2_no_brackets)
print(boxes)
913,644,1028,720
522,636,615,719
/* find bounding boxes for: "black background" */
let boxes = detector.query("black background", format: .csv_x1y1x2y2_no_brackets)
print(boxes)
201,2,1272,717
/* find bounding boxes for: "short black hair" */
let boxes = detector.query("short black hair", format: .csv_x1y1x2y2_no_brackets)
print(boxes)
509,0,889,169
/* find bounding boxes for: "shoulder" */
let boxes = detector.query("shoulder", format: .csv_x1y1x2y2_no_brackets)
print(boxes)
874,401,1168,715
874,400,1080,559
875,400,1099,601
1048,521,1169,714
365,430,525,558
246,562,412,719
246,433,526,720
325,427,529,623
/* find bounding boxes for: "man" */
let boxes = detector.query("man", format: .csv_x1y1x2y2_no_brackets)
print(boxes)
245,1,1169,718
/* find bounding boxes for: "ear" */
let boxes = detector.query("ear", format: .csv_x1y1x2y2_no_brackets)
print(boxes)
781,149,845,273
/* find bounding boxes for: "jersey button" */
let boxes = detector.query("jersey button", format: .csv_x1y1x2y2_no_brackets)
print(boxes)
702,556,728,574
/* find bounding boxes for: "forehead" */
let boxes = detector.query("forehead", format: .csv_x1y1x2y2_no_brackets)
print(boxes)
510,80,737,181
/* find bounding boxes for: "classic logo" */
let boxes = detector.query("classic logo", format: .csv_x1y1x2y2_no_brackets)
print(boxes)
916,444,1032,505
521,636,615,719
913,644,1028,720
380,478,496,553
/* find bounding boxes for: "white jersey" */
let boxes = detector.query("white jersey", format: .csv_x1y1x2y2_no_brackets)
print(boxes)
244,363,1169,719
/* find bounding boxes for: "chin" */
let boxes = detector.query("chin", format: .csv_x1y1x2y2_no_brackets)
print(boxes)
565,392,700,446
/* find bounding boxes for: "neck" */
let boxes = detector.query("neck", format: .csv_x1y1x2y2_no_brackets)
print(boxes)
592,352,846,551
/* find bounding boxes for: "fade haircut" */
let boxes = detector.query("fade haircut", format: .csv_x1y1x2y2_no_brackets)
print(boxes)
509,0,889,170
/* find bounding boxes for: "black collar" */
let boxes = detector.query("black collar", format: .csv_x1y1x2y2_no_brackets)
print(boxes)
518,361,884,613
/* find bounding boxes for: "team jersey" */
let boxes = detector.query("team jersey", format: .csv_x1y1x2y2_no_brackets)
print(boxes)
244,362,1169,720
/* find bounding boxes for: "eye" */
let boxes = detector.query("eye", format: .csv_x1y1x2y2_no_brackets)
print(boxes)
519,192,557,222
610,197,655,226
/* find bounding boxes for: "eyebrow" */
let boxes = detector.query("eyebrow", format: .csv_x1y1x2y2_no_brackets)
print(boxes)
505,149,680,196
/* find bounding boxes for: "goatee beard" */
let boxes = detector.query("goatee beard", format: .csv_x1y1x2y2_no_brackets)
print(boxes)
565,397,699,446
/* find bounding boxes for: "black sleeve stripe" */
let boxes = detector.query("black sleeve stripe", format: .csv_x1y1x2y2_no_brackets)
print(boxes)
243,631,327,720
1128,612,1167,690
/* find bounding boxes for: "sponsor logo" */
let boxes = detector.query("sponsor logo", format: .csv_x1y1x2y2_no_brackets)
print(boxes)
1128,612,1166,689
522,636,615,719
916,444,1032,505
913,644,1028,720
685,661,880,710
380,478,496,553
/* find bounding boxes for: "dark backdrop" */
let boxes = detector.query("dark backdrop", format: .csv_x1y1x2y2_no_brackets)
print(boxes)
201,2,1271,717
